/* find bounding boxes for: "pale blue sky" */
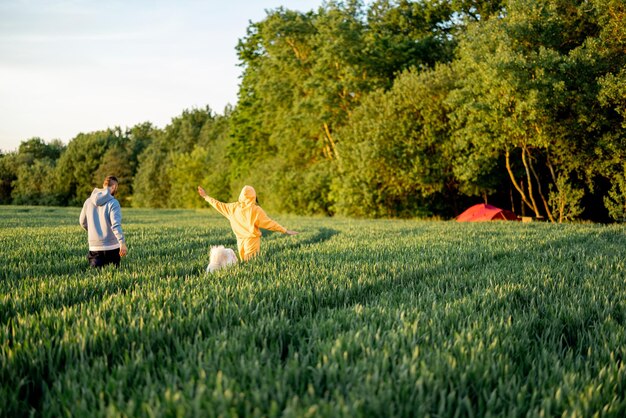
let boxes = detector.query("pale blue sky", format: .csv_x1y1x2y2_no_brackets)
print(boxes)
0,0,325,152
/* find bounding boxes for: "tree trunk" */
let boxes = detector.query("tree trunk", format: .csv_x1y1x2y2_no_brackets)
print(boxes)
505,148,535,215
521,145,541,217
323,123,339,160
527,148,556,222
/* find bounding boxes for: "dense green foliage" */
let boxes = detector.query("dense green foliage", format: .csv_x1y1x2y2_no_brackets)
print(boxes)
0,0,624,221
132,107,231,208
1,206,626,416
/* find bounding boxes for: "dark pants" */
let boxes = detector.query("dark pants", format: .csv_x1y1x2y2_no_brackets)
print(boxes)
88,249,121,268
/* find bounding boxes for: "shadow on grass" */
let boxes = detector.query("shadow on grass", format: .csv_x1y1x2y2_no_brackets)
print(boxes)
264,227,339,254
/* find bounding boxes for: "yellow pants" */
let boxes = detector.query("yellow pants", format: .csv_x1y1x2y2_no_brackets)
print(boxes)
237,237,261,261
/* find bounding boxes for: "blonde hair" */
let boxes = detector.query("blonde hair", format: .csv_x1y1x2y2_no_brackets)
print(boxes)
103,175,118,187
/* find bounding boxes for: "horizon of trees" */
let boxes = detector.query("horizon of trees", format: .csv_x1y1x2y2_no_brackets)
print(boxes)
1,0,624,222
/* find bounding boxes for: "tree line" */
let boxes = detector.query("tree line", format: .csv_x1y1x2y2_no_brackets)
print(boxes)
1,0,624,222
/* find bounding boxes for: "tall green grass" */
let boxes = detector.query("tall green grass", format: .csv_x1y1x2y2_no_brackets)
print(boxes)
1,206,625,417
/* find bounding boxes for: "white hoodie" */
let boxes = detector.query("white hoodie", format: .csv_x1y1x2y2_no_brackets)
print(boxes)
79,187,126,251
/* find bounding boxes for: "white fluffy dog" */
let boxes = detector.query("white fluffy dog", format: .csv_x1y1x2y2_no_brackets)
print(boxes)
206,245,238,273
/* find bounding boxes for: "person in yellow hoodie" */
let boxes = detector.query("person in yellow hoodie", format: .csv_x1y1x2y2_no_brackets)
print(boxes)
197,185,298,261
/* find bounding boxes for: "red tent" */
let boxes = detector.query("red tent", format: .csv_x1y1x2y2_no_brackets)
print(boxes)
456,203,518,222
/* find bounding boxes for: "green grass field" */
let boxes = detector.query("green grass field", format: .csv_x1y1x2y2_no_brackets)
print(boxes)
1,206,625,417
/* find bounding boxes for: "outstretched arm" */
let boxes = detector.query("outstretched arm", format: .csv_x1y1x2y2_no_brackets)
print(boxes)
198,186,233,217
256,207,298,235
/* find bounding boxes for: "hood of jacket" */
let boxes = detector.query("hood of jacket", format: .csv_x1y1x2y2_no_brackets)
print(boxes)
238,185,257,208
90,187,115,206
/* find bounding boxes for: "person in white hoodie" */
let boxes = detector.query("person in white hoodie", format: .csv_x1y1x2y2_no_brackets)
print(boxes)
79,175,128,268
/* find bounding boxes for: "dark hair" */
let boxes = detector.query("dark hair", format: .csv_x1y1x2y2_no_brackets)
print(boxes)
103,175,118,186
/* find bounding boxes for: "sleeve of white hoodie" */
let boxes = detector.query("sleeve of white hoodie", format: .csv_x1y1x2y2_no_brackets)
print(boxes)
79,201,88,231
108,200,126,244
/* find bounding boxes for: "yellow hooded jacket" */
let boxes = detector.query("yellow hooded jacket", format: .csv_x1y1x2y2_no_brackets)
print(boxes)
204,186,286,259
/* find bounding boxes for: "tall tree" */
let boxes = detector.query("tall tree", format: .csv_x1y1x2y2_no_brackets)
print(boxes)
132,107,217,208
231,0,459,214
7,138,66,205
332,65,458,217
17,137,64,162
588,0,626,221
54,129,122,205
166,111,232,208
12,159,60,205
92,145,134,205
446,0,623,222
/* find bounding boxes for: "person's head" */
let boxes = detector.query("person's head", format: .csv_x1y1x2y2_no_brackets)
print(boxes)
103,175,119,196
238,185,257,207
